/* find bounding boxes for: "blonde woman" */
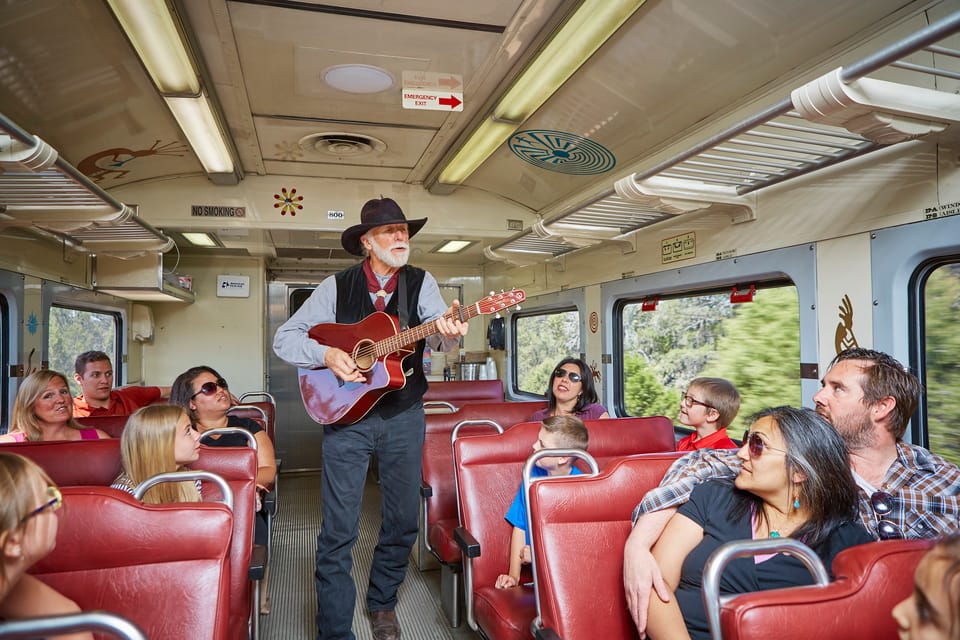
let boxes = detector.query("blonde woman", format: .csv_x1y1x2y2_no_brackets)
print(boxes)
111,405,201,504
0,370,109,443
0,452,92,640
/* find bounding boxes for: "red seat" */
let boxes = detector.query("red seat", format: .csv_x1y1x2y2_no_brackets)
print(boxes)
191,445,261,640
528,453,683,640
1,439,122,486
30,487,233,640
453,421,545,640
423,380,504,408
76,414,129,438
719,538,934,640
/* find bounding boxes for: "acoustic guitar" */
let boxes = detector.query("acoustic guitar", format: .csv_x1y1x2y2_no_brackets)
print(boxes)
298,289,525,424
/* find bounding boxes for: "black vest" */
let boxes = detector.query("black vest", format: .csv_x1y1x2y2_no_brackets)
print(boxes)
335,262,428,419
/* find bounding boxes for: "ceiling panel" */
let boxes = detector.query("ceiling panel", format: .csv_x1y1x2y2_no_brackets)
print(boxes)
462,0,920,210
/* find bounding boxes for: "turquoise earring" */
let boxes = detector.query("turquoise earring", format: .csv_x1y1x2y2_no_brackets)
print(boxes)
793,497,800,509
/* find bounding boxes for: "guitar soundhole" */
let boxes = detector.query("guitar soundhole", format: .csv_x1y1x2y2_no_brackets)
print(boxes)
353,339,377,372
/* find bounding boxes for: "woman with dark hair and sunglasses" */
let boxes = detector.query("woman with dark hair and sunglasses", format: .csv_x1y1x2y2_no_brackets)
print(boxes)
0,453,92,640
170,365,276,490
531,357,609,421
646,406,871,640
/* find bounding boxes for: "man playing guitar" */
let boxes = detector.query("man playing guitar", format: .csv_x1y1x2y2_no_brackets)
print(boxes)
273,197,468,640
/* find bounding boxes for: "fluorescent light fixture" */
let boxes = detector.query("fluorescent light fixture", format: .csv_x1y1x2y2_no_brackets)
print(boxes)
432,240,474,254
438,0,646,186
105,0,199,94
165,94,234,173
182,232,218,247
438,119,517,184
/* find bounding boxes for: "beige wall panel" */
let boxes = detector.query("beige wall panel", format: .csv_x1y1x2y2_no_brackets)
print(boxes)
815,234,873,368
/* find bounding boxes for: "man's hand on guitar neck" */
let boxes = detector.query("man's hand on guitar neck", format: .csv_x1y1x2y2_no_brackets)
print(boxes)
436,300,469,340
325,347,366,383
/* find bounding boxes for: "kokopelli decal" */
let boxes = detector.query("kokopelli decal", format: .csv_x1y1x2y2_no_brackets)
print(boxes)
834,294,860,354
78,140,189,182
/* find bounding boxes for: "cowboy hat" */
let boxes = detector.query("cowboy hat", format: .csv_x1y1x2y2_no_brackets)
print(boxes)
340,197,427,256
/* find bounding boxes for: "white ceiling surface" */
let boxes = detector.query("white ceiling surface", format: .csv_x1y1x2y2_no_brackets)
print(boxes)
0,0,946,266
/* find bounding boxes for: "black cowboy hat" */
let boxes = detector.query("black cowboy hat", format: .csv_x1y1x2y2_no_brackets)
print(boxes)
341,197,427,256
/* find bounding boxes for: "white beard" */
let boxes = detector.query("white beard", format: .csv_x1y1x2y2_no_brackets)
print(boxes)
369,241,409,268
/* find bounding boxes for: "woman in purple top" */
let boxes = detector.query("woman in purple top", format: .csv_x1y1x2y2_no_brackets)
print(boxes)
0,370,108,443
531,357,609,421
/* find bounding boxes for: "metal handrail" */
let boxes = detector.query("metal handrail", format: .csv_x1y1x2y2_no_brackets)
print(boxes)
133,470,234,511
0,611,146,640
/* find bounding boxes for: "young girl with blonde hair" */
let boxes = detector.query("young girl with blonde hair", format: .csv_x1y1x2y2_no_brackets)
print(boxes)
111,404,201,504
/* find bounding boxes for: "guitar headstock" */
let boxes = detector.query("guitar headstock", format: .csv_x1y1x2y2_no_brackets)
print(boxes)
477,289,525,315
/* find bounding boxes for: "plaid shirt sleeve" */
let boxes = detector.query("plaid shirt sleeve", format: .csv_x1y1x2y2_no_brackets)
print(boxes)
867,442,960,539
632,449,740,524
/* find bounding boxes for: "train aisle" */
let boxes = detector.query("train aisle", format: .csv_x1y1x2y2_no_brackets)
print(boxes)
262,471,478,639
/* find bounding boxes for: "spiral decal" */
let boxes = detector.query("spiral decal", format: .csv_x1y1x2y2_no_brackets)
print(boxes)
508,130,615,175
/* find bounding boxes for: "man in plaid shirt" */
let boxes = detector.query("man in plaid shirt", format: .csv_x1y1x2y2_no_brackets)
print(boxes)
623,348,960,636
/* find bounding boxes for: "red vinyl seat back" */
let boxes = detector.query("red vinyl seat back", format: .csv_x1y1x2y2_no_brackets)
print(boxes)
423,380,504,407
454,421,544,640
423,401,546,565
720,538,935,640
229,401,275,444
1,439,122,486
76,414,129,438
191,445,258,640
528,453,683,640
30,487,232,640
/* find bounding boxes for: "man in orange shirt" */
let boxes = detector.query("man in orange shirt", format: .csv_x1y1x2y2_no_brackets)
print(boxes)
72,351,170,417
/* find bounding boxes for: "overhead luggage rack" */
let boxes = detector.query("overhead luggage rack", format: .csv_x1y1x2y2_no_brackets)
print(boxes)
0,113,173,256
487,11,960,262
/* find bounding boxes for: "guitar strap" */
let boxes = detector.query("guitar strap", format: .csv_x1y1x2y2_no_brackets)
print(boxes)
397,267,409,331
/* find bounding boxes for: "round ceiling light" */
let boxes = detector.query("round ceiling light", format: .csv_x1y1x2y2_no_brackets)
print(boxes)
323,64,395,94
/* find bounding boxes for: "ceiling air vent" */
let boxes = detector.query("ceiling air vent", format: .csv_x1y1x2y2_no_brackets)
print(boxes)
299,133,386,157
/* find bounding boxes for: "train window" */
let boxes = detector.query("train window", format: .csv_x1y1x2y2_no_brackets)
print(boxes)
918,260,960,466
513,308,580,395
617,284,801,431
48,306,119,396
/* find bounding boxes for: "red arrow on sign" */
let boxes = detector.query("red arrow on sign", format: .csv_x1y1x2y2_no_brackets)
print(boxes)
439,95,462,109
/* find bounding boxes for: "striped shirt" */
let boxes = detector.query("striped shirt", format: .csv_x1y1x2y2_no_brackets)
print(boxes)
633,442,960,540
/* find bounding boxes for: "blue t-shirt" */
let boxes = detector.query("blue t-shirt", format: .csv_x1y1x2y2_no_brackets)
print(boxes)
504,465,584,544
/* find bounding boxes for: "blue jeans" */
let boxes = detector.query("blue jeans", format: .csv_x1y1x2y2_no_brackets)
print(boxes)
315,404,425,640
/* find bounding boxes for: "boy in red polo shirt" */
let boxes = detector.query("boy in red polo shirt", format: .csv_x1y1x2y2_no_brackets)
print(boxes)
675,377,740,451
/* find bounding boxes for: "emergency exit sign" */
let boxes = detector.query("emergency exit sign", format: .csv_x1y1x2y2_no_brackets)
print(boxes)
402,90,463,111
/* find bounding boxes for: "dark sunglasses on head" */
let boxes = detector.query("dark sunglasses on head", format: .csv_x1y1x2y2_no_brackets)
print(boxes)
553,369,582,383
741,430,789,459
191,378,228,400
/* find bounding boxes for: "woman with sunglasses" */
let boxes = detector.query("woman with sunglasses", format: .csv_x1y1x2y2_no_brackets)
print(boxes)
531,357,609,421
170,365,276,490
646,406,871,640
0,370,109,443
111,405,202,504
0,453,93,640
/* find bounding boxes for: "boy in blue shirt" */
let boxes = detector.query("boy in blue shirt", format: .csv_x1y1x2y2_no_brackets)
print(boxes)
495,415,589,588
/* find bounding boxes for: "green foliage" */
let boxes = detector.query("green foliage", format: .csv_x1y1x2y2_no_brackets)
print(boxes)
923,264,960,466
623,354,681,418
515,310,580,394
47,307,116,396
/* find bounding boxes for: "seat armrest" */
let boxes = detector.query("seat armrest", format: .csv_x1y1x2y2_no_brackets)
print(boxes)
249,544,267,581
261,489,277,516
420,481,433,498
535,628,562,640
454,526,481,558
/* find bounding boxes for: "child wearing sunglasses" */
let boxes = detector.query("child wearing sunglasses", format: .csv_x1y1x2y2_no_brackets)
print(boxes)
531,357,609,421
646,407,872,640
893,534,960,640
495,415,590,589
0,453,92,640
676,377,740,452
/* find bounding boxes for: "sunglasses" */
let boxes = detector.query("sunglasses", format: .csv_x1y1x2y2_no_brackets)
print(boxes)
191,378,228,400
870,491,903,540
741,431,789,459
553,369,582,383
682,394,714,410
21,486,62,522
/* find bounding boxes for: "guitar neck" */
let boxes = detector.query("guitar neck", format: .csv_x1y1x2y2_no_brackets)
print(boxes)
376,303,481,357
